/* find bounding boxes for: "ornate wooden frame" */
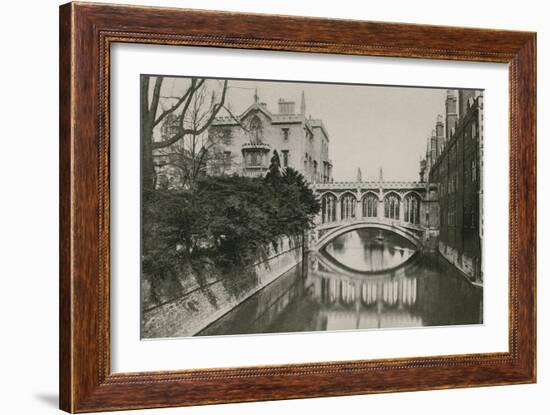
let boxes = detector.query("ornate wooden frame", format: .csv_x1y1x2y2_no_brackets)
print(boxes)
59,2,536,412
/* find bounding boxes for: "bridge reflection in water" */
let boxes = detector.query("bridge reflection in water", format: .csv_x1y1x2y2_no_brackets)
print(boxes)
198,229,483,337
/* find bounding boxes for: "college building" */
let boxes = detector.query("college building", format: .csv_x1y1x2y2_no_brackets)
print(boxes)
207,90,333,183
421,89,484,282
154,89,333,187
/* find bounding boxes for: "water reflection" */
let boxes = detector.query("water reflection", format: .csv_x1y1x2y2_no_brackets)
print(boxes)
198,229,483,336
324,228,417,273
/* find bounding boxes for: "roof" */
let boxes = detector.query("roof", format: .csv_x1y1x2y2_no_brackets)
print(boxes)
212,100,330,141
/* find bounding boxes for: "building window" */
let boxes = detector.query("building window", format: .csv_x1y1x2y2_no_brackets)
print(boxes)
313,160,318,176
404,193,421,224
471,122,477,139
321,193,337,224
282,150,289,167
362,194,378,218
250,115,263,143
384,193,400,220
447,203,456,226
341,194,356,220
222,151,232,172
471,159,477,183
247,152,263,166
282,128,290,140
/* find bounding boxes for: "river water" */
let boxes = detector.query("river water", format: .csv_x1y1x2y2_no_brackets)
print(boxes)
198,228,483,336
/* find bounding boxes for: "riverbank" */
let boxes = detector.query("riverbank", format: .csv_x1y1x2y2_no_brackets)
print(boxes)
141,236,303,338
437,241,483,288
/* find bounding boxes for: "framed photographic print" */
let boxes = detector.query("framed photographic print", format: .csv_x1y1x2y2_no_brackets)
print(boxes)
59,2,536,412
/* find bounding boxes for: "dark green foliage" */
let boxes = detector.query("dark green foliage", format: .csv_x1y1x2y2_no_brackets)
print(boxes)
141,171,320,304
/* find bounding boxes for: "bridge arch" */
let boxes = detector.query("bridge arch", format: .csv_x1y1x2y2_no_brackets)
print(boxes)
338,190,358,201
402,190,424,201
319,190,339,200
381,190,403,201
315,220,421,250
361,190,380,202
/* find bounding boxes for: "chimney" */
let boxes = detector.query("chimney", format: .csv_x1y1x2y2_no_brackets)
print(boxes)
278,98,295,115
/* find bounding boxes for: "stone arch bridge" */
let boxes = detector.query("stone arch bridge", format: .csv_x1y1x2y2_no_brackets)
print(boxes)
310,181,439,251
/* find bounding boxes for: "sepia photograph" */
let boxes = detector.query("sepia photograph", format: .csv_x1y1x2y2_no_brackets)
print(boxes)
140,75,484,339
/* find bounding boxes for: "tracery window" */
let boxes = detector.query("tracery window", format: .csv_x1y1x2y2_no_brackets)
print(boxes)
249,115,263,143
362,194,378,218
340,194,356,220
404,193,421,224
321,193,337,224
384,193,400,220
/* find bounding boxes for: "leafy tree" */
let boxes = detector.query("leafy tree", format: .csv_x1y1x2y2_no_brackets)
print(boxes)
142,170,321,304
281,167,320,222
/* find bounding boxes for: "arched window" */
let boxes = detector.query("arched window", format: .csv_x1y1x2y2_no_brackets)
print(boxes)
321,193,337,224
249,115,263,143
404,193,421,224
384,193,400,220
362,193,378,218
340,193,356,220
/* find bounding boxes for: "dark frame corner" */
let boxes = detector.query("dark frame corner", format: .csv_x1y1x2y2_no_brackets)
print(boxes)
59,2,536,412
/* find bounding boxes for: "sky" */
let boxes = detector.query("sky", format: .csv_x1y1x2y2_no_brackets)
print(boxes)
155,76,450,181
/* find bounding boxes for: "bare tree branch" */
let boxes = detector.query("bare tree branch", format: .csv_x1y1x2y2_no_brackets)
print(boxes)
153,78,206,128
152,80,229,150
223,104,252,134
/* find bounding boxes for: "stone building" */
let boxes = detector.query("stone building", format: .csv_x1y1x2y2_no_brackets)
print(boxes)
424,89,484,282
207,90,333,182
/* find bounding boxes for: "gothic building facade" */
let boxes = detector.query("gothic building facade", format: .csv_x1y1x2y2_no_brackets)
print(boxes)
421,89,484,282
207,91,333,183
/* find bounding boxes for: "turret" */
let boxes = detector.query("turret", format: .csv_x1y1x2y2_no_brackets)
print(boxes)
430,129,437,167
458,89,477,121
300,91,306,116
436,114,445,157
445,90,458,140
